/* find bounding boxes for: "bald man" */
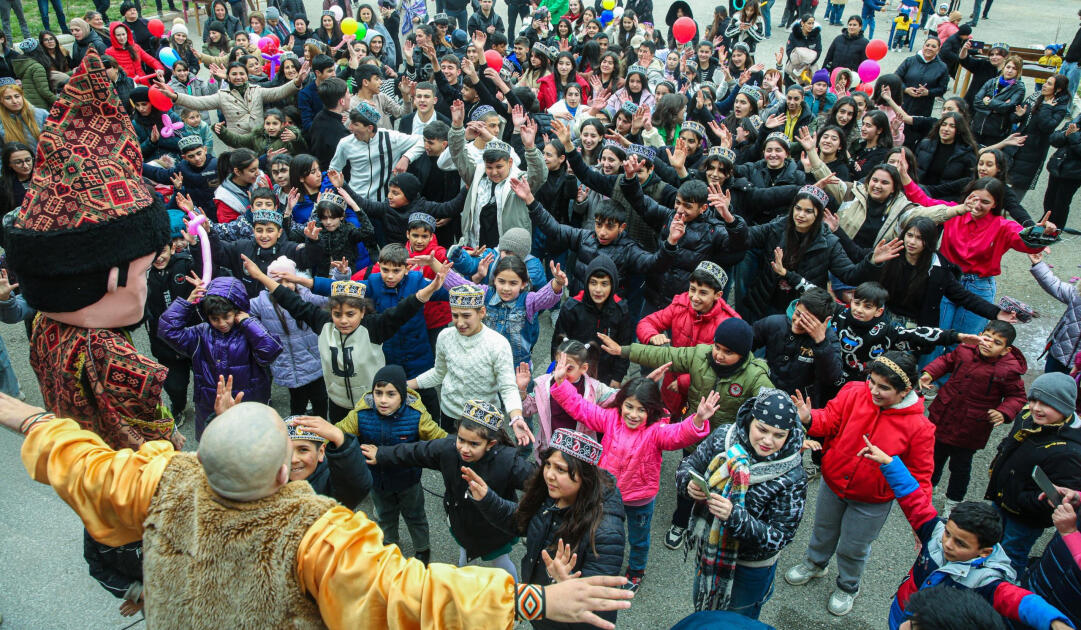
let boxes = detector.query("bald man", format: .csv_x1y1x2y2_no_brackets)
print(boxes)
3,397,633,630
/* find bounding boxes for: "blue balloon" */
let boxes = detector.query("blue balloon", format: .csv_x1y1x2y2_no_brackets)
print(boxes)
158,47,179,68
600,9,613,23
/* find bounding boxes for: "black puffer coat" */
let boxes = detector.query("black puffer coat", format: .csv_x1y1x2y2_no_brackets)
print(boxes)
822,31,868,71
551,256,634,384
1045,114,1081,181
740,217,870,322
735,158,808,191
1008,95,1070,190
618,174,748,309
377,437,535,560
914,138,977,188
475,470,626,629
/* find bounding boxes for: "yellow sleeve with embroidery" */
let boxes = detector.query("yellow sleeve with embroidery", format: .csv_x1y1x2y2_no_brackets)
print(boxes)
21,418,176,547
297,506,516,630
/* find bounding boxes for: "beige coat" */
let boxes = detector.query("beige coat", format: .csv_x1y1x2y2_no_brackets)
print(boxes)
174,80,300,134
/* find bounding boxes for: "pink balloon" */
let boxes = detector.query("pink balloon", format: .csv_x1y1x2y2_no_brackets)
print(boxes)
857,59,880,84
186,214,213,290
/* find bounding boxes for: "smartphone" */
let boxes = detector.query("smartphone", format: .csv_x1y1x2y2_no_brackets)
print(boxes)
688,469,709,491
969,39,985,50
1032,465,1063,507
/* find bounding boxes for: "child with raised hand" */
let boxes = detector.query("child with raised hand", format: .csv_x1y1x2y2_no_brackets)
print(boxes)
240,254,450,422
281,415,373,508
919,320,1027,515
547,352,713,592
858,436,1075,630
290,190,376,276
336,364,447,565
157,274,284,438
404,213,452,352
361,399,535,578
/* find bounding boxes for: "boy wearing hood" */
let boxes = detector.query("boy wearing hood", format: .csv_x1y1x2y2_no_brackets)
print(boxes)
157,275,284,437
859,438,1074,630
336,365,447,564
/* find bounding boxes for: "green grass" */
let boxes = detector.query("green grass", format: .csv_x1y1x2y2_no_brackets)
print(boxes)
12,0,96,38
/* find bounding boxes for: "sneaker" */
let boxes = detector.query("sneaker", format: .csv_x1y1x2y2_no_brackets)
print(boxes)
414,550,430,566
943,498,960,517
622,572,643,592
664,525,686,550
784,562,828,585
828,588,859,616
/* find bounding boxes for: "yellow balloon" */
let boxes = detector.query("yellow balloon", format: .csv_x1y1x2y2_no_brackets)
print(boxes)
602,0,615,10
341,17,358,35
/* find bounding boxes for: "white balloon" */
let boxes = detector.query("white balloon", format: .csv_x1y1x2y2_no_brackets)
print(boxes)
329,5,344,20
612,6,624,18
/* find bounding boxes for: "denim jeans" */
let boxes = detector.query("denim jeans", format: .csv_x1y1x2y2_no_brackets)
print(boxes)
694,563,778,618
447,8,468,32
0,336,20,397
37,0,68,33
624,498,656,573
969,0,981,23
764,0,776,36
995,506,1045,578
861,4,877,38
927,274,996,381
1061,61,1081,111
0,0,29,42
371,483,431,552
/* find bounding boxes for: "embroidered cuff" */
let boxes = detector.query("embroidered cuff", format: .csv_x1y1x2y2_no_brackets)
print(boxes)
515,583,546,621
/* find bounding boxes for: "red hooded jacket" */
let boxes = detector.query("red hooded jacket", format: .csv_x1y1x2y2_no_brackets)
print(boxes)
105,22,164,81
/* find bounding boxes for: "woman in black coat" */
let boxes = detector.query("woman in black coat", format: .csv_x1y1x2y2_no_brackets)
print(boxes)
1044,114,1081,229
970,55,1026,146
467,434,626,629
913,111,978,191
1008,73,1070,193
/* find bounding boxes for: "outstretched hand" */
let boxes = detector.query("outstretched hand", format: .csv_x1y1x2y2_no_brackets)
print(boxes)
543,576,634,630
541,539,582,583
858,435,891,465
214,374,244,415
508,175,534,204
461,465,489,501
790,389,812,425
595,332,622,356
695,391,721,427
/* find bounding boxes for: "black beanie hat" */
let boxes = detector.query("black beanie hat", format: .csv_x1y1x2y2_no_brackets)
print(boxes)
373,364,408,401
389,173,422,202
5,51,170,313
129,86,150,103
713,318,753,357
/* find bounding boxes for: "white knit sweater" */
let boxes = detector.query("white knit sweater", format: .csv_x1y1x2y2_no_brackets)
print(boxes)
415,325,522,420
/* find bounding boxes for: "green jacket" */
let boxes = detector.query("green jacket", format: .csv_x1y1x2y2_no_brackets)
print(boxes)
11,57,55,109
627,343,773,451
214,123,308,155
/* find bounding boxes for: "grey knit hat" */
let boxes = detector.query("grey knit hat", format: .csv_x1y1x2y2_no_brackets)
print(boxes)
498,227,532,258
1028,372,1077,419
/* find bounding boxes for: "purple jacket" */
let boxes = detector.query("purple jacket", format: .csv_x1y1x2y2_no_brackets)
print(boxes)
249,286,325,388
158,276,283,421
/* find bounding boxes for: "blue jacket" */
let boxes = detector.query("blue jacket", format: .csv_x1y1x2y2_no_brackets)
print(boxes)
337,389,447,492
364,270,448,378
248,286,325,388
297,80,322,134
483,287,539,367
144,157,221,217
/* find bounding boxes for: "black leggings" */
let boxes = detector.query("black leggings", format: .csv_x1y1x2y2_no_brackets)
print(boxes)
289,377,328,419
932,441,976,502
1044,175,1081,230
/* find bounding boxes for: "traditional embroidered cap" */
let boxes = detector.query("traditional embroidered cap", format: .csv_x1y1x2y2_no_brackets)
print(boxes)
750,388,799,431
531,41,552,59
731,42,751,55
746,114,764,131
321,10,334,16
15,38,37,53
682,120,706,140
550,428,603,466
320,191,346,211
285,416,328,443
738,84,762,101
626,144,656,163
695,260,728,289
5,51,171,313
0,77,16,88
251,209,283,226
626,64,648,80
657,79,676,93
764,131,790,148
620,101,639,116
707,146,736,165
354,101,381,126
331,280,367,298
471,104,496,121
408,212,437,230
532,6,550,20
799,184,830,209
462,399,504,432
484,140,513,156
177,135,204,152
601,139,624,151
989,42,1010,54
449,284,485,308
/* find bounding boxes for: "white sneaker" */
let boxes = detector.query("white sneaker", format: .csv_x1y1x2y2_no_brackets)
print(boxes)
828,588,859,616
784,562,828,585
943,499,960,517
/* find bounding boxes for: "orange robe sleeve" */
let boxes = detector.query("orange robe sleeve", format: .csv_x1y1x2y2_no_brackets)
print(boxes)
297,506,517,630
21,418,176,547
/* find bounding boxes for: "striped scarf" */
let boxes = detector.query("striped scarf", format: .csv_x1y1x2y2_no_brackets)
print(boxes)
686,442,752,611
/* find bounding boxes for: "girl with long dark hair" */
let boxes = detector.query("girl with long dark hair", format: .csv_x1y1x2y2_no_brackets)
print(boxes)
539,51,590,110
848,109,892,177
0,141,32,222
913,111,977,190
215,148,269,223
1008,73,1070,193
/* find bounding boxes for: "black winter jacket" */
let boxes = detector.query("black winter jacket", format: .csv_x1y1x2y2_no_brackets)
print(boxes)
566,149,661,250
619,174,748,308
304,435,374,508
959,53,999,112
551,256,634,384
476,471,625,629
895,53,950,117
1046,114,1081,180
1008,95,1070,190
786,24,823,64
72,31,108,67
822,31,868,71
971,76,1026,141
752,310,845,401
914,139,976,189
856,254,1001,327
734,158,808,192
986,408,1081,529
208,230,325,298
378,437,535,559
145,250,196,362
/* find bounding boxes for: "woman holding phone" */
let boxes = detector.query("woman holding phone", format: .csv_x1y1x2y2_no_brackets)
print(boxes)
674,388,808,619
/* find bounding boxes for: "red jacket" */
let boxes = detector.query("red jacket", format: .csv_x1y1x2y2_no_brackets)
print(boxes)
809,381,935,504
636,293,741,415
537,74,591,111
105,22,164,80
407,236,451,329
924,345,1027,450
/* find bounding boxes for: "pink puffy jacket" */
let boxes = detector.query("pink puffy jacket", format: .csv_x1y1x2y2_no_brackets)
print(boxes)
550,379,709,503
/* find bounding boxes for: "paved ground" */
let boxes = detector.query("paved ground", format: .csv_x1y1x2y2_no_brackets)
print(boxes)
1,0,1079,627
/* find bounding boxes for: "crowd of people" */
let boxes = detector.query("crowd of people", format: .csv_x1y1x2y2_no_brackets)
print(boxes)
2,0,1081,628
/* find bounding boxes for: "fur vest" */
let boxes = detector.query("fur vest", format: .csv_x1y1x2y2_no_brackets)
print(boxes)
142,453,337,629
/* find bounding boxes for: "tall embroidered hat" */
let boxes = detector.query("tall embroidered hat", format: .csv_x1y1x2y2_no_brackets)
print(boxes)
799,184,830,209
449,284,485,308
483,140,514,156
550,428,603,466
251,209,283,226
707,146,736,165
331,280,367,299
408,212,437,230
620,101,639,116
627,144,657,163
284,416,328,443
462,399,504,432
319,192,346,211
4,51,171,313
355,101,381,126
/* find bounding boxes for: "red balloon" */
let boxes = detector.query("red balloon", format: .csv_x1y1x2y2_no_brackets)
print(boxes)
484,49,504,70
148,86,172,111
672,16,697,45
865,39,887,61
268,34,280,46
855,82,874,94
147,18,165,37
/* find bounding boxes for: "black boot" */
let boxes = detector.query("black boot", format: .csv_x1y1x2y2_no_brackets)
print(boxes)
415,550,430,566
